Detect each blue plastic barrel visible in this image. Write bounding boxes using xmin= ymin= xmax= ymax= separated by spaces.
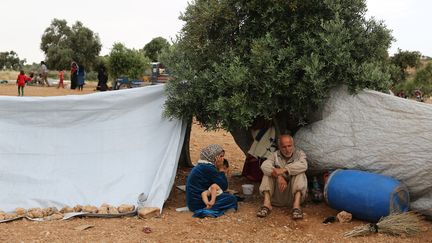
xmin=324 ymin=169 xmax=409 ymax=222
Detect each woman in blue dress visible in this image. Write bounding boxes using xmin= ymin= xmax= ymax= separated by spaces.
xmin=186 ymin=144 xmax=238 ymax=218
xmin=77 ymin=65 xmax=85 ymax=91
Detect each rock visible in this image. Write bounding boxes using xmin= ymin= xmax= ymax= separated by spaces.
xmin=27 ymin=208 xmax=44 ymax=218
xmin=50 ymin=213 xmax=64 ymax=220
xmin=337 ymin=211 xmax=352 ymax=223
xmin=97 ymin=207 xmax=108 ymax=214
xmin=108 ymin=206 xmax=119 ymax=214
xmin=138 ymin=207 xmax=160 ymax=219
xmin=43 ymin=207 xmax=58 ymax=216
xmin=60 ymin=206 xmax=74 ymax=213
xmin=73 ymin=204 xmax=83 ymax=212
xmin=118 ymin=204 xmax=135 ymax=213
xmin=82 ymin=205 xmax=98 ymax=213
xmin=4 ymin=213 xmax=18 ymax=220
xmin=15 ymin=208 xmax=26 ymax=216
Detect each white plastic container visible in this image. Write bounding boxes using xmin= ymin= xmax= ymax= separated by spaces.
xmin=242 ymin=184 xmax=254 ymax=195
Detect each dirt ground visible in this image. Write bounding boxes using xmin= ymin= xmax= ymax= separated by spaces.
xmin=0 ymin=83 xmax=431 ymax=242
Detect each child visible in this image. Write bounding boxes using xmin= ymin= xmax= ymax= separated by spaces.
xmin=201 ymin=159 xmax=230 ymax=209
xmin=57 ymin=70 xmax=64 ymax=89
xmin=16 ymin=70 xmax=31 ymax=96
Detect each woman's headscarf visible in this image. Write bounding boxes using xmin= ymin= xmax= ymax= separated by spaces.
xmin=199 ymin=144 xmax=224 ymax=163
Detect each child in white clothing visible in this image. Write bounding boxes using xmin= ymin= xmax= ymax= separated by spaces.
xmin=201 ymin=159 xmax=229 ymax=209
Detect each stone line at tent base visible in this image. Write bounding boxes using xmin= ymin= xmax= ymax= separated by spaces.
xmin=0 ymin=207 xmax=161 ymax=223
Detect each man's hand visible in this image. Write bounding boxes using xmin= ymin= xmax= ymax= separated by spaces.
xmin=271 ymin=167 xmax=287 ymax=178
xmin=277 ymin=176 xmax=288 ymax=192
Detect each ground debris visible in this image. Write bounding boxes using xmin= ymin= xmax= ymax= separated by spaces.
xmin=74 ymin=225 xmax=94 ymax=231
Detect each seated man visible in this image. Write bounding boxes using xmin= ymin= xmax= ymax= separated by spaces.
xmin=256 ymin=134 xmax=308 ymax=219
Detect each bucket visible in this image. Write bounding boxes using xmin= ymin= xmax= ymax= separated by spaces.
xmin=242 ymin=184 xmax=254 ymax=195
xmin=324 ymin=169 xmax=409 ymax=222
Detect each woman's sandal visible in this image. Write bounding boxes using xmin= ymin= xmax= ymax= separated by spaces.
xmin=256 ymin=205 xmax=271 ymax=218
xmin=292 ymin=208 xmax=304 ymax=220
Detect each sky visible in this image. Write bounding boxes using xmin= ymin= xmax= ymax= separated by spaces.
xmin=1 ymin=0 xmax=431 ymax=64
xmin=366 ymin=0 xmax=432 ymax=57
xmin=0 ymin=0 xmax=190 ymax=63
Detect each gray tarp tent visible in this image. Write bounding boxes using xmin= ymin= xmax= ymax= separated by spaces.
xmin=295 ymin=86 xmax=432 ymax=218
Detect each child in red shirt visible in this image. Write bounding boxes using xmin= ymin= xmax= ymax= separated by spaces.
xmin=57 ymin=70 xmax=64 ymax=89
xmin=16 ymin=70 xmax=32 ymax=96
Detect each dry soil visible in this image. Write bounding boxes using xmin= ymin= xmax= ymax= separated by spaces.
xmin=0 ymin=84 xmax=431 ymax=243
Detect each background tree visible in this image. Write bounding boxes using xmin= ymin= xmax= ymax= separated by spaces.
xmin=0 ymin=51 xmax=26 ymax=70
xmin=143 ymin=37 xmax=170 ymax=62
xmin=40 ymin=19 xmax=102 ymax=70
xmin=108 ymin=43 xmax=150 ymax=80
xmin=412 ymin=62 xmax=432 ymax=95
xmin=162 ymin=0 xmax=394 ymax=154
xmin=390 ymin=49 xmax=421 ymax=86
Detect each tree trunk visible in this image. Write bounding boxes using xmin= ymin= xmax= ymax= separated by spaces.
xmin=229 ymin=126 xmax=254 ymax=156
xmin=178 ymin=110 xmax=315 ymax=167
xmin=274 ymin=112 xmax=300 ymax=136
xmin=178 ymin=119 xmax=193 ymax=167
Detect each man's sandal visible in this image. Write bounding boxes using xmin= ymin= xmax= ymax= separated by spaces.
xmin=256 ymin=206 xmax=271 ymax=218
xmin=292 ymin=208 xmax=303 ymax=220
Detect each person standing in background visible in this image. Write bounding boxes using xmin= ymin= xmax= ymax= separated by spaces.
xmin=77 ymin=65 xmax=85 ymax=91
xmin=70 ymin=62 xmax=78 ymax=89
xmin=97 ymin=64 xmax=108 ymax=91
xmin=57 ymin=70 xmax=64 ymax=89
xmin=40 ymin=61 xmax=50 ymax=87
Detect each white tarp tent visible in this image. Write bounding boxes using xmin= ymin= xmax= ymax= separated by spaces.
xmin=295 ymin=86 xmax=432 ymax=217
xmin=0 ymin=85 xmax=186 ymax=212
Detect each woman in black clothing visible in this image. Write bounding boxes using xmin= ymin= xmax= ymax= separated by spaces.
xmin=97 ymin=64 xmax=108 ymax=91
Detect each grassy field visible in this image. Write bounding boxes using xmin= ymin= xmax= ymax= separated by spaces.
xmin=0 ymin=70 xmax=19 ymax=81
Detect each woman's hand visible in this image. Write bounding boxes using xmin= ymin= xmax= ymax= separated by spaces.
xmin=221 ymin=166 xmax=231 ymax=176
xmin=215 ymin=153 xmax=225 ymax=170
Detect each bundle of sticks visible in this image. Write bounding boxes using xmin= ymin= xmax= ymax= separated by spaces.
xmin=344 ymin=212 xmax=422 ymax=237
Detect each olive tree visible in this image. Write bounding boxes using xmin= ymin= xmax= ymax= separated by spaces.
xmin=0 ymin=51 xmax=26 ymax=70
xmin=413 ymin=62 xmax=432 ymax=95
xmin=390 ymin=49 xmax=422 ymax=86
xmin=142 ymin=37 xmax=170 ymax=62
xmin=162 ymin=0 xmax=394 ymax=155
xmin=108 ymin=43 xmax=150 ymax=80
xmin=41 ymin=19 xmax=101 ymax=70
